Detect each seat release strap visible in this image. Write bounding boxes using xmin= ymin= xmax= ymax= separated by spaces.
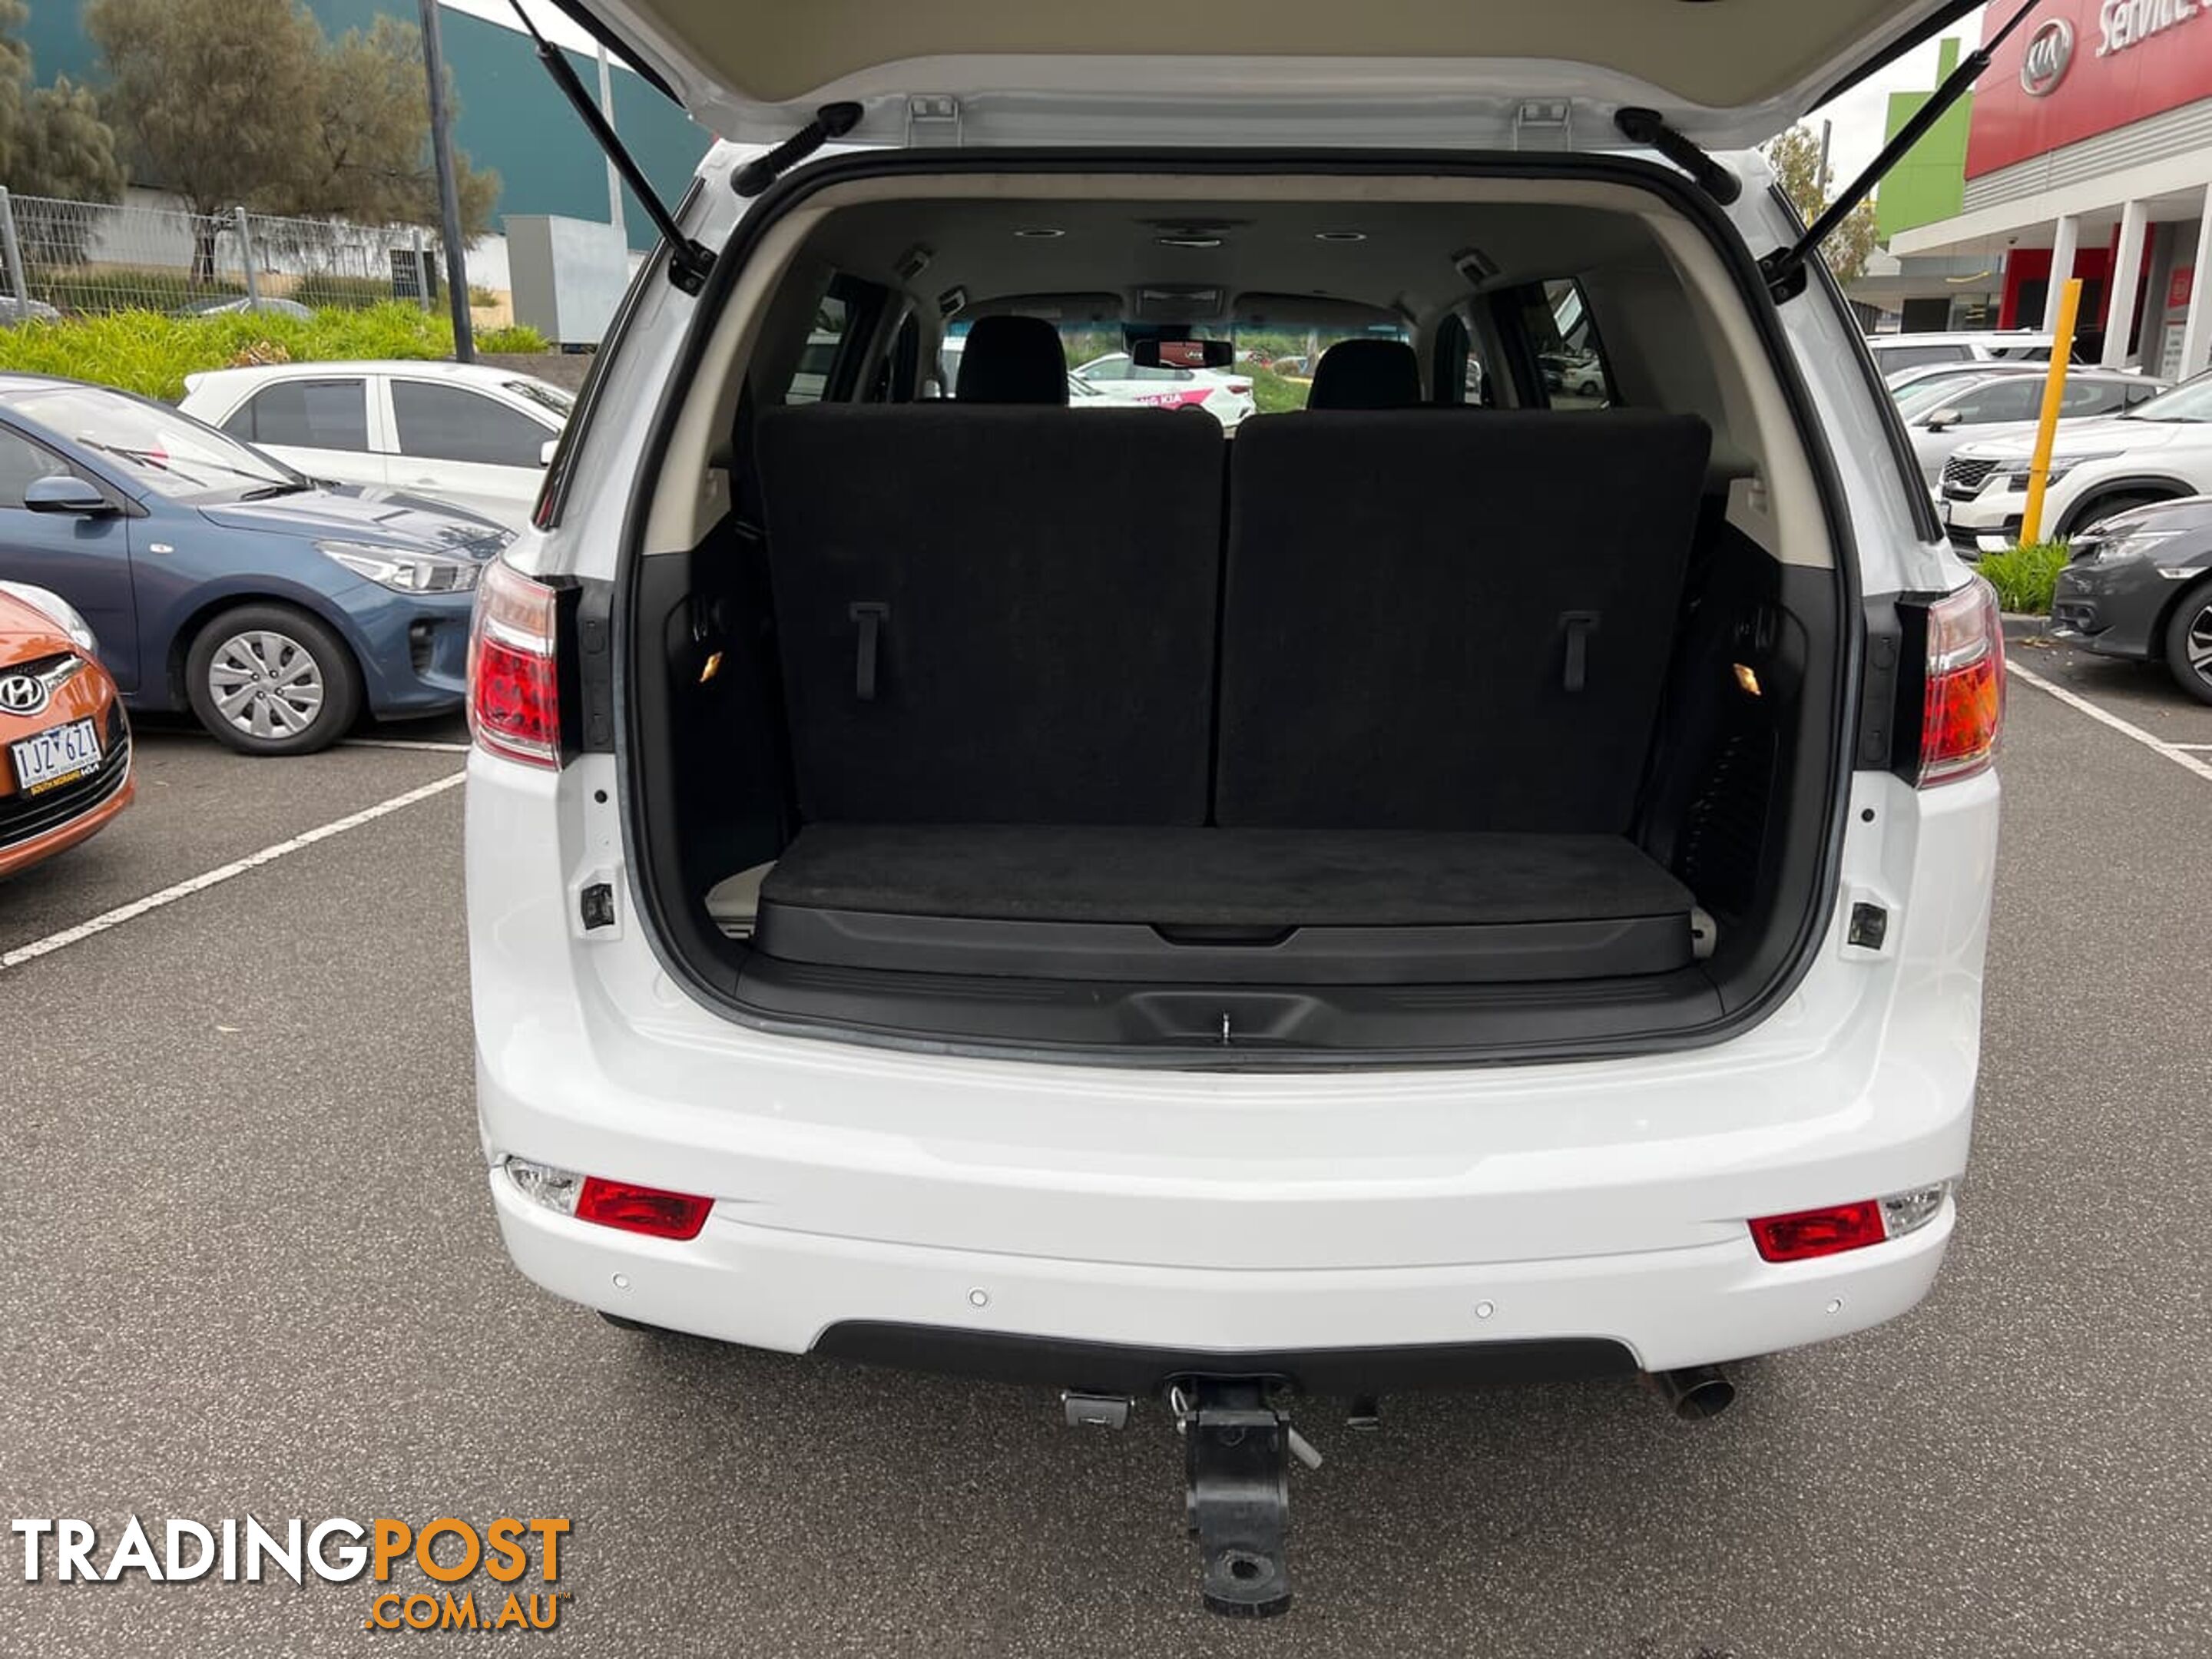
xmin=1561 ymin=611 xmax=1600 ymax=694
xmin=849 ymin=602 xmax=888 ymax=701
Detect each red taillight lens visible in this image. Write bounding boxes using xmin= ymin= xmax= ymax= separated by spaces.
xmin=468 ymin=559 xmax=561 ymax=768
xmin=575 ymin=1177 xmax=713 ymax=1241
xmin=1227 ymin=380 xmax=1251 ymax=395
xmin=1917 ymin=576 xmax=2004 ymax=786
xmin=1748 ymin=1200 xmax=1888 ymax=1263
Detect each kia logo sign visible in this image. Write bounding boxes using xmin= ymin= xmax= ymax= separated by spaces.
xmin=2022 ymin=18 xmax=2075 ymax=95
xmin=0 ymin=671 xmax=48 ymax=715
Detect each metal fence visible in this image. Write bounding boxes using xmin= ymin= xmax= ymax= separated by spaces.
xmin=0 ymin=189 xmax=449 ymax=320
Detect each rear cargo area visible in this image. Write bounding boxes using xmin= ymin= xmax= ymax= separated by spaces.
xmin=621 ymin=164 xmax=1849 ymax=1059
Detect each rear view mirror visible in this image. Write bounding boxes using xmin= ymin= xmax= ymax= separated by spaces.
xmin=1132 ymin=337 xmax=1232 ymax=370
xmin=539 ymin=438 xmax=558 ymax=468
xmin=23 ymin=474 xmax=114 ymax=516
xmin=1924 ymin=408 xmax=1962 ymax=432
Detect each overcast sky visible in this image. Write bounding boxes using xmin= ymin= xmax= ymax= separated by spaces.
xmin=455 ymin=0 xmax=1992 ymax=192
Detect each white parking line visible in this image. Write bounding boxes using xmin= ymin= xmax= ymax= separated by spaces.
xmin=0 ymin=770 xmax=465 ymax=972
xmin=2009 ymin=662 xmax=2212 ymax=784
xmin=342 ymin=738 xmax=472 ymax=753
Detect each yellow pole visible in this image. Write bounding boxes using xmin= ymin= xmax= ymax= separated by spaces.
xmin=2019 ymin=277 xmax=2083 ymax=547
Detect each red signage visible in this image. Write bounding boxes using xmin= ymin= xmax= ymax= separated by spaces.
xmin=2171 ymin=266 xmax=2196 ymax=311
xmin=1965 ymin=0 xmax=2212 ymax=177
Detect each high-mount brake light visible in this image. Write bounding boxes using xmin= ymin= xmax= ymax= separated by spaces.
xmin=468 ymin=560 xmax=562 ymax=768
xmin=1916 ymin=577 xmax=2005 ymax=787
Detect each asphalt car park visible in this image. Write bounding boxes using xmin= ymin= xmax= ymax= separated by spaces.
xmin=1 ymin=672 xmax=2207 ymax=1656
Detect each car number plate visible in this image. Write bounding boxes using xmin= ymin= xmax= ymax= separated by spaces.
xmin=10 ymin=716 xmax=101 ymax=794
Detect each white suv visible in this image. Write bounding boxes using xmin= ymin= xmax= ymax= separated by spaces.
xmin=465 ymin=0 xmax=2004 ymax=1615
xmin=1938 ymin=371 xmax=2212 ymax=555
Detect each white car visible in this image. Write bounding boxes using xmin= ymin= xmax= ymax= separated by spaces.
xmin=1938 ymin=371 xmax=2212 ymax=554
xmin=1901 ymin=366 xmax=2167 ymax=489
xmin=177 ymin=359 xmax=573 ymax=531
xmin=465 ymin=0 xmax=2002 ymax=1613
xmin=1072 ymin=353 xmax=1257 ymax=428
xmin=1868 ymin=329 xmax=2065 ymax=379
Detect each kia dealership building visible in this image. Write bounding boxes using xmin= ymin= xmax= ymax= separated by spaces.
xmin=1889 ymin=0 xmax=2212 ymax=379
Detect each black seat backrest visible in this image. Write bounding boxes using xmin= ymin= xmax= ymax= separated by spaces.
xmin=1306 ymin=339 xmax=1423 ymax=409
xmin=754 ymin=404 xmax=1223 ymax=825
xmin=955 ymin=315 xmax=1068 ymax=405
xmin=1216 ymin=409 xmax=1714 ymax=833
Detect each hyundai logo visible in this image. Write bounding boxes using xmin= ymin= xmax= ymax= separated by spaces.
xmin=2021 ymin=18 xmax=2075 ymax=96
xmin=0 ymin=671 xmax=48 ymax=715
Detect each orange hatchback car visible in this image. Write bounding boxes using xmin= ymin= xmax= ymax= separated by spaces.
xmin=0 ymin=581 xmax=131 ymax=877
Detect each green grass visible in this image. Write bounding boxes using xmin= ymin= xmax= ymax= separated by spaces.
xmin=290 ymin=273 xmax=408 ymax=311
xmin=0 ymin=304 xmax=501 ymax=402
xmin=1980 ymin=541 xmax=2071 ymax=615
xmin=28 ymin=267 xmax=247 ymax=315
xmin=1248 ymin=366 xmax=1310 ymax=415
xmin=475 ymin=323 xmax=549 ymax=354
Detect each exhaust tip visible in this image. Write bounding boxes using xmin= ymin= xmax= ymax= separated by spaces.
xmin=1648 ymin=1365 xmax=1736 ymax=1421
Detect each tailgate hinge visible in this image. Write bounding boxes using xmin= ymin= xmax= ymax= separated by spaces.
xmin=1512 ymin=100 xmax=1574 ymax=152
xmin=905 ymin=95 xmax=964 ymax=147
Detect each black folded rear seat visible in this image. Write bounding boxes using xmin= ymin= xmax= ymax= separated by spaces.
xmin=748 ymin=405 xmax=1713 ymax=989
xmin=755 ymin=824 xmax=1696 ymax=984
xmin=754 ymin=403 xmax=1222 ymax=824
xmin=1217 ymin=409 xmax=1713 ymax=833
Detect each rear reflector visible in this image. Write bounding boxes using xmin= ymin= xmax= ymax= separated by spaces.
xmin=575 ymin=1177 xmax=714 ymax=1241
xmin=505 ymin=1157 xmax=713 ymax=1241
xmin=1916 ymin=577 xmax=2004 ymax=787
xmin=1750 ymin=1181 xmax=1952 ymax=1263
xmin=468 ymin=559 xmax=562 ymax=769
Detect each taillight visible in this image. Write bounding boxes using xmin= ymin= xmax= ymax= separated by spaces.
xmin=1227 ymin=380 xmax=1251 ymax=395
xmin=1748 ymin=1182 xmax=1952 ymax=1263
xmin=575 ymin=1177 xmax=713 ymax=1241
xmin=505 ymin=1157 xmax=714 ymax=1241
xmin=468 ymin=559 xmax=562 ymax=768
xmin=1916 ymin=577 xmax=2004 ymax=786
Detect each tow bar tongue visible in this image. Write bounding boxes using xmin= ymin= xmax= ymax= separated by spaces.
xmin=1174 ymin=1379 xmax=1316 ymax=1618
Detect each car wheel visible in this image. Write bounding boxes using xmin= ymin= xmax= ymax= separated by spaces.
xmin=2161 ymin=582 xmax=2212 ymax=707
xmin=184 ymin=604 xmax=363 ymax=756
xmin=2059 ymin=489 xmax=2175 ymax=539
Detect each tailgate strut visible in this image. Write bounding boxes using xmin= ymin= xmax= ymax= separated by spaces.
xmin=1757 ymin=0 xmax=2042 ymax=303
xmin=505 ymin=0 xmax=716 ymax=293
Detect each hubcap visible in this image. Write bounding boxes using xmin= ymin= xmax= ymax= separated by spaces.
xmin=208 ymin=629 xmax=324 ymax=740
xmin=2187 ymin=604 xmax=2212 ymax=688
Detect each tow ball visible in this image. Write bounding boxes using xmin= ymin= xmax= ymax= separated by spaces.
xmin=1171 ymin=1379 xmax=1322 ymax=1618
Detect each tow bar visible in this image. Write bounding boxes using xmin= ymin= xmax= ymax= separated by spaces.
xmin=1171 ymin=1380 xmax=1320 ymax=1617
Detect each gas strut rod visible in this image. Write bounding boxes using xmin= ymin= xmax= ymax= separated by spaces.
xmin=504 ymin=0 xmax=716 ymax=293
xmin=1760 ymin=0 xmax=2044 ymax=303
xmin=733 ymin=103 xmax=865 ymax=198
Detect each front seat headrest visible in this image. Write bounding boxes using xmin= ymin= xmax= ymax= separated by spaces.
xmin=955 ymin=316 xmax=1069 ymax=405
xmin=1306 ymin=339 xmax=1423 ymax=410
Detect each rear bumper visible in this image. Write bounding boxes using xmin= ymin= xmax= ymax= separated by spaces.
xmin=488 ymin=1162 xmax=1955 ymax=1381
xmin=470 ymin=759 xmax=1995 ymax=1385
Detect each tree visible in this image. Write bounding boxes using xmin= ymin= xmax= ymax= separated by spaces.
xmin=286 ymin=18 xmax=497 ymax=240
xmin=1763 ymin=124 xmax=1881 ymax=286
xmin=89 ymin=0 xmax=498 ymax=283
xmin=87 ymin=0 xmax=323 ymax=278
xmin=14 ymin=79 xmax=127 ymax=264
xmin=0 ymin=3 xmax=125 ymax=267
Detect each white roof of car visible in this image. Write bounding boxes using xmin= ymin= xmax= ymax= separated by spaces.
xmin=183 ymin=359 xmax=569 ymax=401
xmin=566 ymin=0 xmax=1959 ymax=149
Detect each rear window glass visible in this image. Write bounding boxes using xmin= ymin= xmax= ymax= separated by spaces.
xmin=1519 ymin=280 xmax=1614 ymax=409
xmin=1875 ymin=343 xmax=1973 ymax=371
xmin=223 ymin=379 xmax=370 ymax=452
xmin=940 ymin=319 xmax=1413 ymax=412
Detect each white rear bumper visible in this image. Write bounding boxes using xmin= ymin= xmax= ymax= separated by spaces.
xmin=469 ymin=757 xmax=1996 ymax=1380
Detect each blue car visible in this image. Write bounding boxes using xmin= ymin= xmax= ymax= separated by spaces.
xmin=0 ymin=373 xmax=510 ymax=755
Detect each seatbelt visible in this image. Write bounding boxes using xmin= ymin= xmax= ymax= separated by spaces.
xmin=1560 ymin=611 xmax=1600 ymax=694
xmin=849 ymin=602 xmax=889 ymax=701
